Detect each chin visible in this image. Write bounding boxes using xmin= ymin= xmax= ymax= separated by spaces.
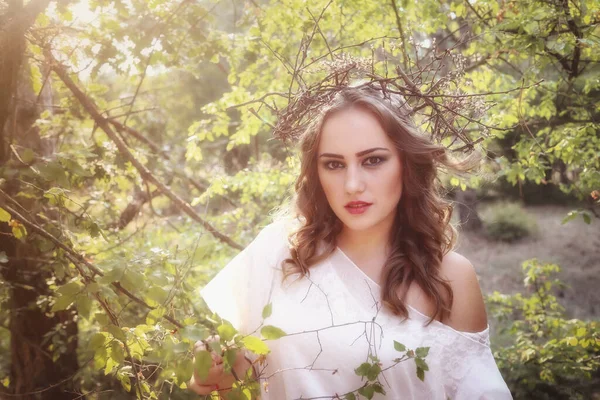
xmin=338 ymin=216 xmax=380 ymax=232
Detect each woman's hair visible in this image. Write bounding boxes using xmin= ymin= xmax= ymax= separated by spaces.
xmin=281 ymin=85 xmax=472 ymax=323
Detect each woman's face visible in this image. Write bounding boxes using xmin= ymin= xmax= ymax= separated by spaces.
xmin=317 ymin=106 xmax=403 ymax=235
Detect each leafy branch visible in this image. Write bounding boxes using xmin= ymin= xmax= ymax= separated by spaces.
xmin=42 ymin=47 xmax=243 ymax=251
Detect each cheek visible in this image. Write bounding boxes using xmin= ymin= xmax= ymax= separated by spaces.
xmin=317 ymin=170 xmax=334 ymax=197
xmin=318 ymin=170 xmax=343 ymax=204
xmin=381 ymin=161 xmax=403 ymax=197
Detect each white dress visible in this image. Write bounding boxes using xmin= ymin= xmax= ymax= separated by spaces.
xmin=201 ymin=219 xmax=513 ymax=400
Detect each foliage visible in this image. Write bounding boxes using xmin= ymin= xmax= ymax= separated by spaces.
xmin=482 ymin=202 xmax=538 ymax=242
xmin=345 ymin=343 xmax=430 ymax=399
xmin=461 ymin=0 xmax=600 ymax=214
xmin=488 ymin=259 xmax=600 ymax=400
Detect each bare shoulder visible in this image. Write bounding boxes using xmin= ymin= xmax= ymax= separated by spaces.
xmin=439 ymin=251 xmax=488 ymax=333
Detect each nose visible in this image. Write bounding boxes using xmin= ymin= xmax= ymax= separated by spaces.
xmin=344 ymin=165 xmax=366 ymax=194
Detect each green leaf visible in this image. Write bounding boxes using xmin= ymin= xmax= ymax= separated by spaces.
xmin=0 ymin=207 xmax=11 ymax=222
xmin=85 ymin=282 xmax=100 ymax=293
xmin=561 ymin=211 xmax=578 ymax=225
xmin=208 ymin=340 xmax=221 ymax=355
xmin=111 ymin=341 xmax=125 ymax=363
xmin=57 ymin=281 xmax=83 ymax=297
xmin=225 ymin=348 xmax=238 ymax=368
xmin=566 ymin=337 xmax=578 ymax=346
xmin=95 ymin=312 xmax=110 ymax=327
xmin=354 ymin=362 xmax=371 ymax=377
xmin=12 ymin=225 xmax=27 ymax=240
xmin=415 ymin=357 xmax=429 ymax=371
xmin=146 ymin=286 xmax=168 ymax=305
xmin=241 ymin=335 xmax=270 ymax=355
xmin=120 ymin=269 xmax=143 ymax=292
xmin=104 ymin=356 xmax=116 ymax=375
xmin=358 ymin=385 xmax=375 ymax=399
xmin=51 ymin=294 xmax=75 ymax=312
xmin=345 ymin=393 xmax=356 ymax=400
xmin=417 ymin=366 xmax=425 ymax=381
xmin=107 ymin=324 xmax=127 ymax=342
xmin=146 ymin=307 xmax=165 ymax=325
xmin=194 ymin=349 xmax=213 ymax=381
xmin=262 ymin=303 xmax=273 ymax=319
xmin=366 ymin=363 xmax=381 ymax=381
xmin=372 ymin=383 xmax=385 ymax=394
xmin=76 ymin=295 xmax=93 ymax=320
xmin=261 ymin=325 xmax=287 ymax=340
xmin=88 ymin=332 xmax=107 ymax=351
xmin=118 ymin=373 xmax=131 ymax=392
xmin=582 ymin=213 xmax=591 ymax=224
xmin=175 ymin=358 xmax=194 ymax=385
xmin=94 ymin=345 xmax=108 ymax=370
xmin=415 ymin=346 xmax=430 ymax=358
xmin=393 ymin=340 xmax=406 ymax=352
xmin=217 ymin=321 xmax=237 ymax=342
xmin=180 ymin=325 xmax=210 ymax=342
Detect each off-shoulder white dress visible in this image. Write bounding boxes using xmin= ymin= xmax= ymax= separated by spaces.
xmin=201 ymin=219 xmax=513 ymax=400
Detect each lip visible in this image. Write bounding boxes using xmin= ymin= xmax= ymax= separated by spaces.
xmin=344 ymin=201 xmax=372 ymax=215
xmin=345 ymin=201 xmax=372 ymax=207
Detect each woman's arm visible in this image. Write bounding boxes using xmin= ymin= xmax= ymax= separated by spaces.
xmin=439 ymin=251 xmax=488 ymax=332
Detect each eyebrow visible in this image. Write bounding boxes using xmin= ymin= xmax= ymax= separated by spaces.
xmin=319 ymin=147 xmax=391 ymax=159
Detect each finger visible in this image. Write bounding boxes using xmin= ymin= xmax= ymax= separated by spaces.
xmin=211 ymin=352 xmax=223 ymax=364
xmin=193 ymin=345 xmax=223 ymax=365
xmin=195 ymin=335 xmax=222 ymax=354
xmin=188 ymin=376 xmax=217 ymax=395
xmin=193 ymin=340 xmax=206 ymax=352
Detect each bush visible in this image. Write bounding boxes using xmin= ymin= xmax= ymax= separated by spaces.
xmin=482 ymin=202 xmax=538 ymax=242
xmin=487 ymin=259 xmax=600 ymax=400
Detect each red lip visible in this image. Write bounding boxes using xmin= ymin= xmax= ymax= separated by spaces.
xmin=345 ymin=201 xmax=372 ymax=207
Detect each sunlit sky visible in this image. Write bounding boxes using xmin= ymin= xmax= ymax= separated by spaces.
xmin=47 ymin=0 xmax=98 ymax=25
xmin=45 ymin=0 xmax=165 ymax=80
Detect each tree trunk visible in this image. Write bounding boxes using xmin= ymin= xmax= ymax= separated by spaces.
xmin=0 ymin=2 xmax=80 ymax=398
xmin=1 ymin=237 xmax=80 ymax=399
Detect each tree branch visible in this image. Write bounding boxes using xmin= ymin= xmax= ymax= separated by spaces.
xmin=108 ymin=118 xmax=239 ymax=208
xmin=559 ymin=0 xmax=583 ymax=79
xmin=390 ymin=0 xmax=409 ymax=66
xmin=44 ymin=49 xmax=243 ymax=251
xmin=0 ymin=194 xmax=185 ymax=329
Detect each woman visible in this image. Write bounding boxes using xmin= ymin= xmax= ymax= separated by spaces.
xmin=190 ymin=87 xmax=512 ymax=399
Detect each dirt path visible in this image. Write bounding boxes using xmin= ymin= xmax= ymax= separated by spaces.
xmin=455 ymin=205 xmax=600 ymax=320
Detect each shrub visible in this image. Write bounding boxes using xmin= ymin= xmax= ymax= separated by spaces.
xmin=482 ymin=202 xmax=538 ymax=242
xmin=487 ymin=259 xmax=600 ymax=400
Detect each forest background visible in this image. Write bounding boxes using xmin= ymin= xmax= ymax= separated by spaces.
xmin=0 ymin=0 xmax=599 ymax=399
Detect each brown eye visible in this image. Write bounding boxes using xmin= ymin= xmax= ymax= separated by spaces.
xmin=324 ymin=161 xmax=344 ymax=170
xmin=364 ymin=156 xmax=385 ymax=166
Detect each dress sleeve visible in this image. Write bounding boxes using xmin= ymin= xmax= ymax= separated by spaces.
xmin=200 ymin=219 xmax=290 ymax=335
xmin=444 ymin=329 xmax=513 ymax=400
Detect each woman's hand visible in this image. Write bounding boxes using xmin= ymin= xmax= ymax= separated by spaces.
xmin=188 ymin=335 xmax=257 ymax=396
xmin=188 ymin=336 xmax=226 ymax=395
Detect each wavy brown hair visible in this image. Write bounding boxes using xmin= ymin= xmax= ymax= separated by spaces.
xmin=281 ymin=86 xmax=473 ymax=323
